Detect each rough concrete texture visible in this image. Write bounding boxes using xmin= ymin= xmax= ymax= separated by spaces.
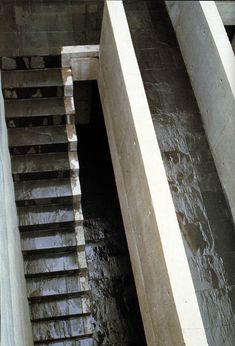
xmin=0 ymin=74 xmax=34 ymax=345
xmin=124 ymin=0 xmax=235 ymax=344
xmin=98 ymin=2 xmax=207 ymax=345
xmin=0 ymin=0 xmax=104 ymax=56
xmin=165 ymin=1 xmax=235 ymax=223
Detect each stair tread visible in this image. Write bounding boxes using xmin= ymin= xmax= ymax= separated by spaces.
xmin=30 ymin=296 xmax=90 ymax=320
xmin=5 ymin=97 xmax=74 ymax=118
xmin=18 ymin=204 xmax=83 ymax=228
xmin=2 ymin=68 xmax=65 ymax=89
xmin=35 ymin=338 xmax=93 ymax=346
xmin=32 ymin=316 xmax=93 ymax=342
xmin=21 ymin=228 xmax=85 ymax=254
xmin=24 ymin=251 xmax=87 ymax=276
xmin=27 ymin=273 xmax=89 ymax=299
xmin=12 ymin=152 xmax=74 ymax=175
xmin=15 ymin=178 xmax=74 ymax=202
xmin=8 ymin=125 xmax=73 ymax=147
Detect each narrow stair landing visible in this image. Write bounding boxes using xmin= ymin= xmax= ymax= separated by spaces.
xmin=2 ymin=55 xmax=93 ymax=345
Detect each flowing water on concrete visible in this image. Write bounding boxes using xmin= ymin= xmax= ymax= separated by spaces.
xmin=124 ymin=1 xmax=235 ymax=344
xmin=76 ymin=82 xmax=147 ymax=346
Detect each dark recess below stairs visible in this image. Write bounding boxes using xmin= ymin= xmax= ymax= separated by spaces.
xmin=76 ymin=81 xmax=147 ymax=346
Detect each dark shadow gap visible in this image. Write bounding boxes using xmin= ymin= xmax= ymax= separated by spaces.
xmin=75 ymin=81 xmax=147 ymax=346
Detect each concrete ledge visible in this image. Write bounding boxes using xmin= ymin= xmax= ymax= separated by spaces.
xmin=62 ymin=46 xmax=99 ymax=81
xmin=165 ymin=0 xmax=235 ymax=223
xmin=97 ymin=2 xmax=208 ymax=345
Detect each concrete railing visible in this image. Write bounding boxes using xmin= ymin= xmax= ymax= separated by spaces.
xmin=0 ymin=73 xmax=33 ymax=346
xmin=165 ymin=1 xmax=235 ymax=223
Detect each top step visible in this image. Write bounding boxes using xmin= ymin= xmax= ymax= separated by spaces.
xmin=1 ymin=56 xmax=61 ymax=71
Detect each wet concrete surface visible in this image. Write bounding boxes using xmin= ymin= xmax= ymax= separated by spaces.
xmin=77 ymin=82 xmax=147 ymax=346
xmin=124 ymin=1 xmax=235 ymax=345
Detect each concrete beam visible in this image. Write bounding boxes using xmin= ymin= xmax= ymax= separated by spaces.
xmin=61 ymin=46 xmax=99 ymax=125
xmin=215 ymin=1 xmax=235 ymax=25
xmin=165 ymin=0 xmax=235 ymax=223
xmin=62 ymin=45 xmax=99 ymax=80
xmin=97 ymin=2 xmax=208 ymax=345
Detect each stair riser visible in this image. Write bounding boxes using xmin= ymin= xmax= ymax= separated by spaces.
xmin=10 ymin=143 xmax=75 ymax=155
xmin=33 ymin=337 xmax=93 ymax=346
xmin=1 ymin=56 xmax=61 ymax=71
xmin=16 ymin=196 xmax=77 ymax=208
xmin=19 ymin=221 xmax=79 ymax=233
xmin=7 ymin=115 xmax=75 ymax=128
xmin=13 ymin=170 xmax=72 ymax=183
xmin=3 ymin=86 xmax=65 ymax=100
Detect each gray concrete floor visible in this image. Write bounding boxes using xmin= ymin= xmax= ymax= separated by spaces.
xmin=0 ymin=1 xmax=103 ymax=56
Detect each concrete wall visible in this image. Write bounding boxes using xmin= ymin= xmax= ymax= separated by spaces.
xmin=165 ymin=1 xmax=235 ymax=223
xmin=97 ymin=2 xmax=208 ymax=345
xmin=0 ymin=73 xmax=33 ymax=345
xmin=0 ymin=1 xmax=103 ymax=56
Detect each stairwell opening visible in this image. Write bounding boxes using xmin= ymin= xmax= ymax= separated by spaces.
xmin=74 ymin=80 xmax=147 ymax=345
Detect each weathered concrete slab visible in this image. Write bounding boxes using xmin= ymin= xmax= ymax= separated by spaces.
xmin=165 ymin=0 xmax=235 ymax=223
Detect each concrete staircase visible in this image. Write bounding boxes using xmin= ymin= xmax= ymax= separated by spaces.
xmin=1 ymin=56 xmax=93 ymax=345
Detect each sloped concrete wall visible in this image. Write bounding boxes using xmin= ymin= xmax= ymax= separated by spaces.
xmin=0 ymin=73 xmax=33 ymax=346
xmin=165 ymin=1 xmax=235 ymax=223
xmin=97 ymin=2 xmax=208 ymax=345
